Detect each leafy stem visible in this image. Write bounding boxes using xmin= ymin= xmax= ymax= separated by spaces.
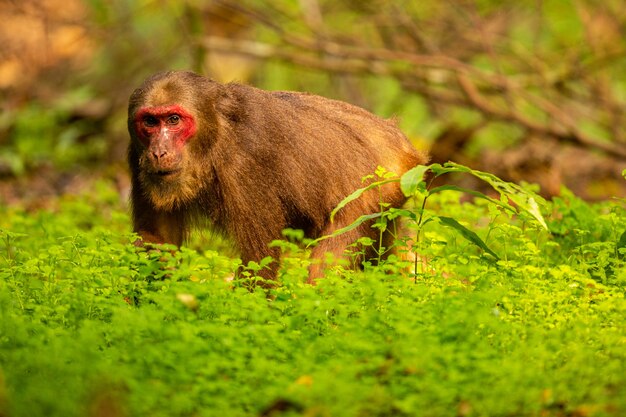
xmin=317 ymin=162 xmax=550 ymax=271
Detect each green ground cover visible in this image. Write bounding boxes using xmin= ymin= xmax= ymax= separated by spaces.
xmin=0 ymin=176 xmax=624 ymax=417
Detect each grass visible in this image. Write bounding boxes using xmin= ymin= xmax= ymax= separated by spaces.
xmin=0 ymin=177 xmax=624 ymax=417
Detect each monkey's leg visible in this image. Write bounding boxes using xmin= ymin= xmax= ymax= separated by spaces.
xmin=308 ymin=216 xmax=409 ymax=282
xmin=134 ymin=210 xmax=185 ymax=247
xmin=229 ymin=215 xmax=284 ymax=286
xmin=237 ymin=244 xmax=281 ymax=288
xmin=308 ymin=223 xmax=372 ymax=283
xmin=130 ymin=180 xmax=186 ymax=246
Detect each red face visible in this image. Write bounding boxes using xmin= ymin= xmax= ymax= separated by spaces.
xmin=133 ymin=105 xmax=197 ymax=175
xmin=134 ymin=105 xmax=196 ymax=147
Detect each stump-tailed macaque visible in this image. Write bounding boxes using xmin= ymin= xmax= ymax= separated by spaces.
xmin=128 ymin=70 xmax=427 ymax=283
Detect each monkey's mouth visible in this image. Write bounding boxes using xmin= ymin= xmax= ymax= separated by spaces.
xmin=153 ymin=169 xmax=181 ymax=177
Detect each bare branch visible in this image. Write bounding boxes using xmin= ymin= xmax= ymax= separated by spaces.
xmin=201 ymin=34 xmax=626 ymax=159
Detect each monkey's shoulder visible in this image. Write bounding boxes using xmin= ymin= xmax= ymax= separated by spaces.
xmin=226 ymin=83 xmax=407 ymax=143
xmin=260 ymin=88 xmax=391 ymax=124
xmin=231 ymin=84 xmax=362 ymax=112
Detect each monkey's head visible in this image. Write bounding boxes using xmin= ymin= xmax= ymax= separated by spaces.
xmin=128 ymin=71 xmax=225 ymax=210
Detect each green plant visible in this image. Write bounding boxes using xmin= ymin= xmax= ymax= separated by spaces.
xmin=318 ymin=162 xmax=550 ymax=277
xmin=0 ymin=178 xmax=624 ymax=417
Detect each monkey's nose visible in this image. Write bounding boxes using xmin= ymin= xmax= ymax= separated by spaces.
xmin=152 ymin=150 xmax=168 ymax=160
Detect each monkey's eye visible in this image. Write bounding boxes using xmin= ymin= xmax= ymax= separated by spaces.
xmin=143 ymin=116 xmax=158 ymax=127
xmin=167 ymin=114 xmax=181 ymax=125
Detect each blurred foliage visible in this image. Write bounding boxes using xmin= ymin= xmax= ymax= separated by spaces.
xmin=1 ymin=89 xmax=108 ymax=175
xmin=0 ymin=0 xmax=625 ymax=199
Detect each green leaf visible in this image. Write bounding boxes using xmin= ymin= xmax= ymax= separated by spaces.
xmin=330 ymin=188 xmax=368 ymax=222
xmin=400 ymin=165 xmax=429 ymax=197
xmin=428 ymin=184 xmax=516 ymax=212
xmin=385 ymin=208 xmax=417 ymax=221
xmin=429 ymin=163 xmax=464 ymax=177
xmin=310 ymin=213 xmax=382 ymax=246
xmin=330 ymin=179 xmax=398 ymax=222
xmin=439 ymin=162 xmax=549 ymax=230
xmin=525 ymin=196 xmax=548 ymax=230
xmin=437 ymin=216 xmax=500 ymax=260
xmin=375 ymin=165 xmax=396 ymax=178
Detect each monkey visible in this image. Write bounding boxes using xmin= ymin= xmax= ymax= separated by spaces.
xmin=127 ymin=70 xmax=427 ymax=284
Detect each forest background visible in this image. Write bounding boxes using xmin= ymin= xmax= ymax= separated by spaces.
xmin=1 ymin=0 xmax=625 ymax=203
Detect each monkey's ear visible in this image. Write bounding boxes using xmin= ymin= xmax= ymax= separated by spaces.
xmin=216 ymin=87 xmax=245 ymax=123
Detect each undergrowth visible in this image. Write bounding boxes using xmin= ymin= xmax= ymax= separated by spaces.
xmin=0 ymin=173 xmax=624 ymax=417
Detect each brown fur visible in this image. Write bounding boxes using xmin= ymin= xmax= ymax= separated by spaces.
xmin=128 ymin=70 xmax=427 ymax=283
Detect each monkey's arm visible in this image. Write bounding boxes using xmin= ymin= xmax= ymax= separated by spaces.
xmin=130 ymin=184 xmax=185 ymax=246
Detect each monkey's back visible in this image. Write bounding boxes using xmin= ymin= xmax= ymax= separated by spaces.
xmin=279 ymin=90 xmax=423 ymax=172
xmin=230 ymin=84 xmax=424 ymax=175
xmin=221 ymin=83 xmax=426 ymax=233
